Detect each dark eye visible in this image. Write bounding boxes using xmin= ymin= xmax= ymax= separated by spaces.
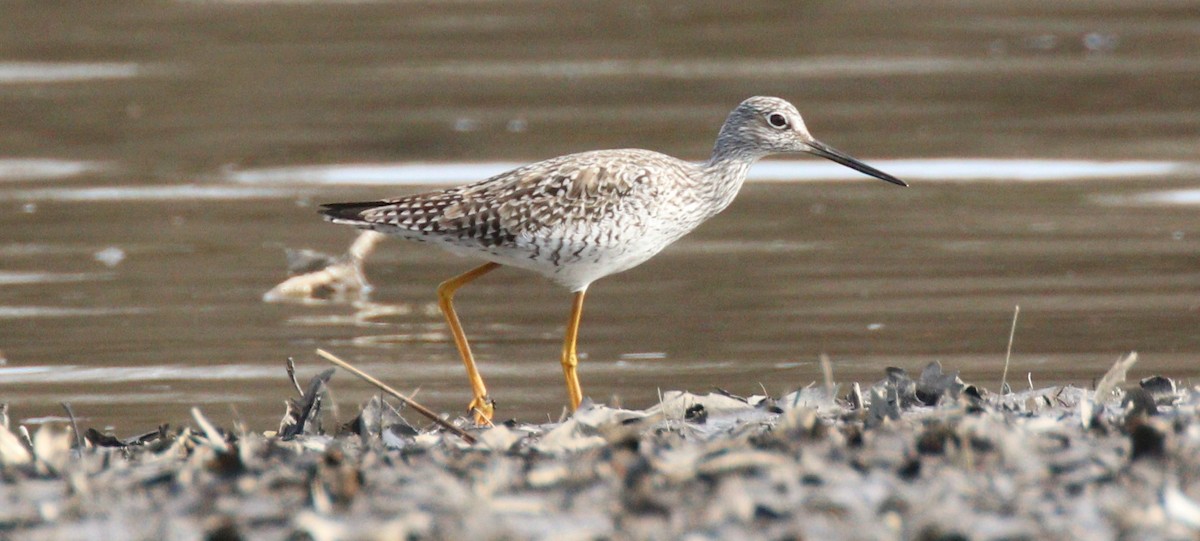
xmin=767 ymin=113 xmax=789 ymax=129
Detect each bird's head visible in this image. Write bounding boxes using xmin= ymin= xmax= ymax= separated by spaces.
xmin=715 ymin=96 xmax=907 ymax=187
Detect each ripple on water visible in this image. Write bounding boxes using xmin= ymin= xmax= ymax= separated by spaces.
xmin=1094 ymin=188 xmax=1200 ymax=206
xmin=0 ymin=364 xmax=280 ymax=384
xmin=0 ymin=306 xmax=149 ymax=319
xmin=0 ymin=62 xmax=145 ymax=84
xmin=0 ymin=271 xmax=115 ymax=285
xmin=378 ymin=57 xmax=1200 ymax=81
xmin=750 ymin=159 xmax=1189 ymax=182
xmin=0 ymin=159 xmax=109 ymax=181
xmin=222 ymin=159 xmax=1194 ymax=187
xmin=0 ymin=185 xmax=296 ymax=202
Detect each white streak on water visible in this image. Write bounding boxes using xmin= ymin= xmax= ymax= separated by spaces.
xmin=751 ymin=159 xmax=1186 ymax=182
xmin=224 ymin=159 xmax=1192 ymax=187
xmin=0 ymin=159 xmax=109 ymax=181
xmin=381 ymin=57 xmax=1200 ymax=81
xmin=0 ymin=185 xmax=294 ymax=202
xmin=0 ymin=271 xmax=114 ymax=285
xmin=618 ymin=352 xmax=669 ymax=360
xmin=1 ymin=161 xmax=1189 ymax=204
xmin=0 ymin=62 xmax=144 ymax=84
xmin=226 ymin=162 xmax=521 ymax=186
xmin=0 ymin=306 xmax=149 ymax=319
xmin=1095 ymin=189 xmax=1200 ymax=206
xmin=0 ymin=364 xmax=280 ymax=384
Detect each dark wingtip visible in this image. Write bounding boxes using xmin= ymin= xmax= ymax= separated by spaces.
xmin=319 ymin=201 xmax=385 ymax=222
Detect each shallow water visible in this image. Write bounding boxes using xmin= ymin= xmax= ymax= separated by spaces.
xmin=1 ymin=1 xmax=1198 ymax=430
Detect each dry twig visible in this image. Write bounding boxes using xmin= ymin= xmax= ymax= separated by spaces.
xmin=315 ymin=349 xmax=476 ymax=444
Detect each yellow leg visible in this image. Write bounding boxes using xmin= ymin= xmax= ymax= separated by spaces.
xmin=436 ymin=262 xmax=501 ymax=425
xmin=560 ymin=289 xmax=587 ymax=410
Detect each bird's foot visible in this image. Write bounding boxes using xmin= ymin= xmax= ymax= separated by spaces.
xmin=467 ymin=396 xmax=495 ymax=426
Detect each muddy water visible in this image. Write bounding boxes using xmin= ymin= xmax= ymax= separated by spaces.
xmin=1 ymin=2 xmax=1198 ymax=430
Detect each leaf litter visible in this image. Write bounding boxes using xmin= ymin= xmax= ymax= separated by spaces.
xmin=2 ymin=353 xmax=1199 ymax=540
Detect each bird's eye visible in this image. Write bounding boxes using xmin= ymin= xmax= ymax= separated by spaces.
xmin=767 ymin=113 xmax=789 ymax=129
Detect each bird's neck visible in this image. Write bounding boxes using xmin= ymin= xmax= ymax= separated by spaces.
xmin=699 ymin=145 xmax=761 ymax=216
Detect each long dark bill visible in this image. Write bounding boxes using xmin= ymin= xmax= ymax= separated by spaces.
xmin=806 ymin=140 xmax=908 ymax=187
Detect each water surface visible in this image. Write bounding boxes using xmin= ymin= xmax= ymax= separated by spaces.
xmin=1 ymin=1 xmax=1198 ymax=430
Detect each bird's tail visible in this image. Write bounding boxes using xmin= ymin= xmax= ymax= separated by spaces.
xmin=319 ymin=201 xmax=385 ymax=226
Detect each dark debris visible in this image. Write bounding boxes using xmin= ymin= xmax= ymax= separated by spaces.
xmin=2 ymin=368 xmax=1199 ymax=540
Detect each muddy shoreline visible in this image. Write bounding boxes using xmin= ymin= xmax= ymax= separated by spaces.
xmin=3 ymin=357 xmax=1198 ymax=540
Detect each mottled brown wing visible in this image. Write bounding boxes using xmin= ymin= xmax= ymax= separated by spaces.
xmin=321 ymin=150 xmax=671 ymax=247
xmin=320 ymin=189 xmax=470 ymax=237
xmin=447 ymin=152 xmax=662 ymax=243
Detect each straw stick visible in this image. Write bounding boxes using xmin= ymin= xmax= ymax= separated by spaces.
xmin=314 ymin=348 xmax=476 ymax=444
xmin=1000 ymin=305 xmax=1020 ymax=394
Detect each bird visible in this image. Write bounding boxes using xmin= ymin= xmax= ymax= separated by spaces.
xmin=321 ymin=96 xmax=907 ymax=424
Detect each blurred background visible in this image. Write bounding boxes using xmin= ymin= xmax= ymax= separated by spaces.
xmin=1 ymin=1 xmax=1197 ymax=430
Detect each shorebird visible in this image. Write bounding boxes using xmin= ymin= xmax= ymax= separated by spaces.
xmin=322 ymin=96 xmax=906 ymax=424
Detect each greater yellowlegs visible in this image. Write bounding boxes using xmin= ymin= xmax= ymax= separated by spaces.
xmin=322 ymin=96 xmax=906 ymax=424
